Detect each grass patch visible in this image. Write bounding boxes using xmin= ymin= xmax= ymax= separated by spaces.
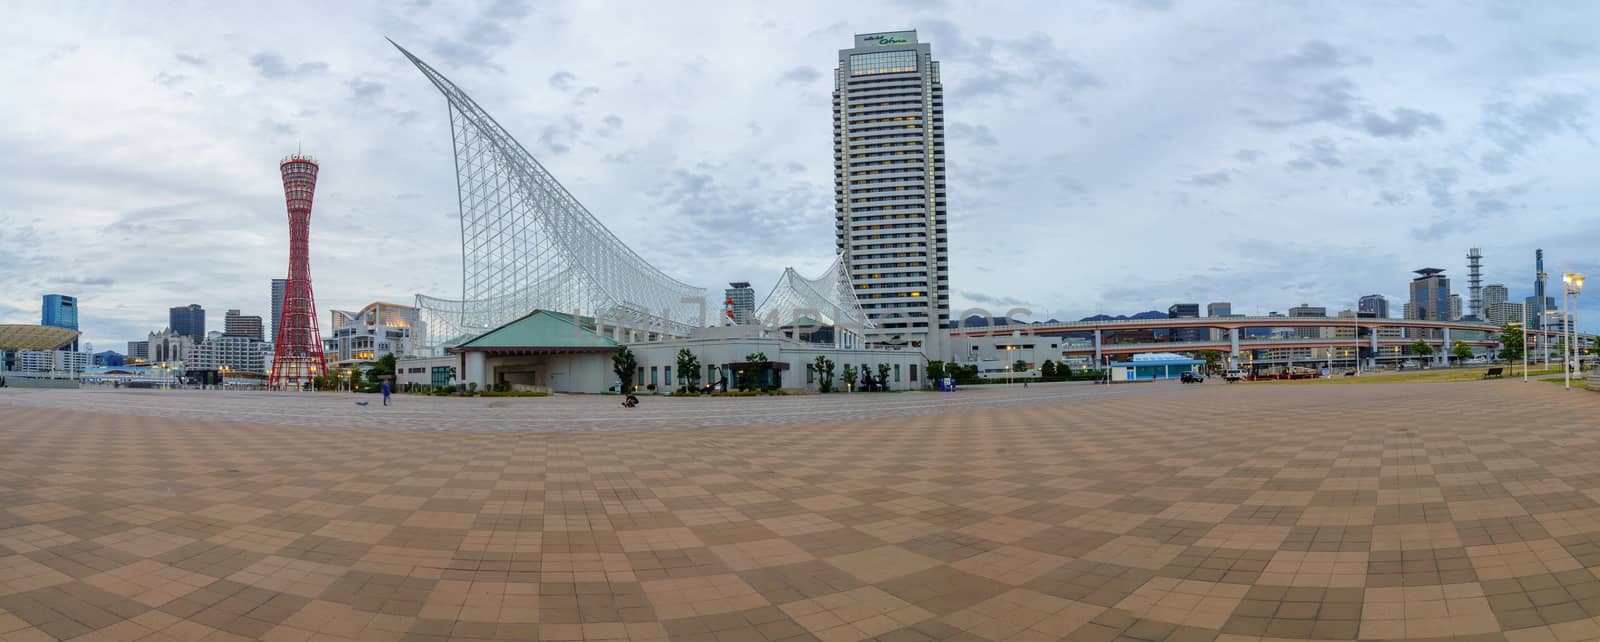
xmin=1259 ymin=365 xmax=1565 ymax=384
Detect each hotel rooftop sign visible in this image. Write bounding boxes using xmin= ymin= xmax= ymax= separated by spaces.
xmin=858 ymin=31 xmax=916 ymax=47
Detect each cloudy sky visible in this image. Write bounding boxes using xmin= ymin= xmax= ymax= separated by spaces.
xmin=2 ymin=0 xmax=1597 ymax=349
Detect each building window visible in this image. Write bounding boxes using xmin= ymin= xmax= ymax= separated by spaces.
xmin=910 ymin=364 xmax=918 ymax=381
xmin=849 ymin=50 xmax=917 ymax=76
xmin=636 ymin=367 xmax=643 ymax=386
xmin=664 ymin=366 xmax=672 ymax=386
xmin=894 ymin=364 xmax=901 ymax=382
xmin=650 ymin=366 xmax=658 ymax=387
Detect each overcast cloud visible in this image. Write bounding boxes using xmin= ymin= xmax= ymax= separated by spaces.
xmin=2 ymin=1 xmax=1598 ymax=348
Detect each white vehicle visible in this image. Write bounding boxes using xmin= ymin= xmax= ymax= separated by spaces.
xmin=1223 ymin=369 xmax=1245 ymax=382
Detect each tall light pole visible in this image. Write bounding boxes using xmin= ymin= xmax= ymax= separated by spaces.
xmin=1563 ymin=273 xmax=1584 ymax=389
xmin=1522 ymin=304 xmax=1530 ymax=382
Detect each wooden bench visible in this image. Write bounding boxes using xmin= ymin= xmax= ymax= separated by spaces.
xmin=1482 ymin=367 xmax=1505 ymax=379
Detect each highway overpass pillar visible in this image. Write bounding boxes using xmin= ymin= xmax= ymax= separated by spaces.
xmin=1228 ymin=328 xmax=1240 ymax=367
xmin=1093 ymin=329 xmax=1102 ymax=366
xmin=1370 ymin=328 xmax=1379 ymax=368
xmin=1442 ymin=327 xmax=1451 ymax=366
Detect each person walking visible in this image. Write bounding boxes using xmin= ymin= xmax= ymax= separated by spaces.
xmin=381 ymin=381 xmax=391 ymax=406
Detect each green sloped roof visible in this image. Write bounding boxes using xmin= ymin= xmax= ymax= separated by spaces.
xmin=457 ymin=310 xmax=617 ymax=349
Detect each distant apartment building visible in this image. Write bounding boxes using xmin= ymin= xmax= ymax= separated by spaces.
xmin=92 ymin=351 xmax=124 ymax=367
xmin=1487 ymin=301 xmax=1524 ymax=328
xmin=1167 ymin=303 xmax=1200 ymax=318
xmin=126 ymin=340 xmax=149 ymax=362
xmin=1358 ymin=294 xmax=1389 ymax=318
xmin=16 ymin=349 xmax=88 ymax=373
xmin=223 ymin=309 xmax=265 ymax=341
xmin=1449 ymin=294 xmax=1463 ymax=321
xmin=1483 ymin=284 xmax=1508 ymax=313
xmin=1288 ymin=304 xmax=1326 ymax=339
xmin=187 ymin=331 xmax=267 ymax=374
xmin=324 ymin=302 xmax=425 ymax=367
xmin=1403 ymin=302 xmax=1417 ymax=320
xmin=1206 ymin=302 xmax=1233 ymax=317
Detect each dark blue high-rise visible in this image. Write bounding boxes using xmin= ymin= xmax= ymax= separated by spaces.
xmin=170 ymin=304 xmax=206 ymax=342
xmin=42 ymin=294 xmax=78 ymax=351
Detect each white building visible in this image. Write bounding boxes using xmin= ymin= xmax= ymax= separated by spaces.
xmin=147 ymin=328 xmax=194 ymax=364
xmin=187 ymin=331 xmax=267 ymax=374
xmin=16 ymin=349 xmax=88 ymax=373
xmin=395 ymin=310 xmax=926 ymax=393
xmin=324 ymin=302 xmax=425 ymax=367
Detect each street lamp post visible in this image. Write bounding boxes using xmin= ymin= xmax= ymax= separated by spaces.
xmin=1523 ymin=305 xmax=1530 ymax=381
xmin=1564 ymin=273 xmax=1584 ymax=389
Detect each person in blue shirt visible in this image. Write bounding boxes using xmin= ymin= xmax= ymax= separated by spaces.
xmin=381 ymin=381 xmax=391 ymax=406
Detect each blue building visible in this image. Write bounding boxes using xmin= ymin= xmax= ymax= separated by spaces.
xmin=93 ymin=350 xmax=125 ymax=367
xmin=42 ymin=294 xmax=78 ymax=351
xmin=1109 ymin=353 xmax=1204 ymax=381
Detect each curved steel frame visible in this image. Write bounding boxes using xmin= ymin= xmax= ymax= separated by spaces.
xmin=755 ymin=256 xmax=872 ymax=347
xmin=391 ymin=40 xmax=706 ymax=347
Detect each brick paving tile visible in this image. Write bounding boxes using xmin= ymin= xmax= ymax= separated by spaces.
xmin=5 ymin=381 xmax=1600 ymax=640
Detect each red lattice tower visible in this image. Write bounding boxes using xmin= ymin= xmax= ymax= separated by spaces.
xmin=269 ymin=154 xmax=328 ymax=390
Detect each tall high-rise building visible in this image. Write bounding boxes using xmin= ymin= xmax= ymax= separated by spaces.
xmin=1483 ymin=284 xmax=1508 ymax=312
xmin=1448 ymin=294 xmax=1463 ymax=321
xmin=1206 ymin=302 xmax=1232 ymax=317
xmin=41 ymin=294 xmax=78 ymax=351
xmin=169 ymin=304 xmax=205 ymax=342
xmin=725 ymin=282 xmax=756 ymax=325
xmin=224 ymin=309 xmax=264 ymax=341
xmin=1527 ymin=249 xmax=1554 ymax=330
xmin=1467 ymin=247 xmax=1483 ymax=320
xmin=1488 ymin=302 xmax=1524 ymax=327
xmin=1409 ymin=268 xmax=1450 ymax=322
xmin=1358 ymin=294 xmax=1389 ymax=318
xmin=834 ymin=30 xmax=949 ymax=353
xmin=270 ymin=278 xmax=288 ymax=341
xmin=126 ymin=340 xmax=149 ymax=362
xmin=1288 ymin=303 xmax=1326 ymax=339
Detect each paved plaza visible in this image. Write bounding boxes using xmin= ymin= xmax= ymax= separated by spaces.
xmin=4 ymin=383 xmax=1600 ymax=641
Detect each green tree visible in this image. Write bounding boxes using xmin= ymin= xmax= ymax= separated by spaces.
xmin=926 ymin=360 xmax=945 ymax=383
xmin=1040 ymin=359 xmax=1058 ymax=377
xmin=1196 ymin=350 xmax=1223 ymax=374
xmin=675 ymin=348 xmax=701 ymax=393
xmin=841 ymin=364 xmax=857 ymax=391
xmin=1451 ymin=340 xmax=1473 ymax=364
xmin=1013 ymin=359 xmax=1028 ymax=375
xmin=612 ymin=345 xmax=638 ymax=393
xmin=367 ymin=353 xmax=398 ymax=386
xmin=1411 ymin=339 xmax=1434 ymax=357
xmin=876 ymin=363 xmax=891 ymax=390
xmin=1497 ymin=323 xmax=1525 ymax=362
xmin=814 ymin=356 xmax=836 ymax=393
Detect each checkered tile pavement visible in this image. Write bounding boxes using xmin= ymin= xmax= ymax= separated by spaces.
xmin=3 ymin=381 xmax=1600 ymax=641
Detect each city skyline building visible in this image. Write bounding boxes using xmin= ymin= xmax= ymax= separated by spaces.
xmin=1449 ymin=294 xmax=1463 ymax=321
xmin=1358 ymin=294 xmax=1389 ymax=319
xmin=725 ymin=282 xmax=755 ymax=325
xmin=1206 ymin=302 xmax=1232 ymax=317
xmin=1288 ymin=303 xmax=1326 ymax=339
xmin=147 ymin=328 xmax=194 ymax=364
xmin=169 ymin=304 xmax=205 ymax=342
xmin=1528 ymin=249 xmax=1554 ymax=331
xmin=126 ymin=340 xmax=148 ymax=362
xmin=189 ymin=331 xmax=267 ymax=374
xmin=224 ymin=309 xmax=264 ymax=341
xmin=833 ymin=30 xmax=950 ymax=353
xmin=269 ymin=154 xmax=329 ymax=390
xmin=1409 ymin=268 xmax=1450 ymax=322
xmin=271 ymin=278 xmax=287 ymax=341
xmin=41 ymin=293 xmax=78 ymax=351
xmin=1483 ymin=284 xmax=1508 ymax=313
xmin=1467 ymin=247 xmax=1483 ymax=320
xmin=1488 ymin=301 xmax=1524 ymax=328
